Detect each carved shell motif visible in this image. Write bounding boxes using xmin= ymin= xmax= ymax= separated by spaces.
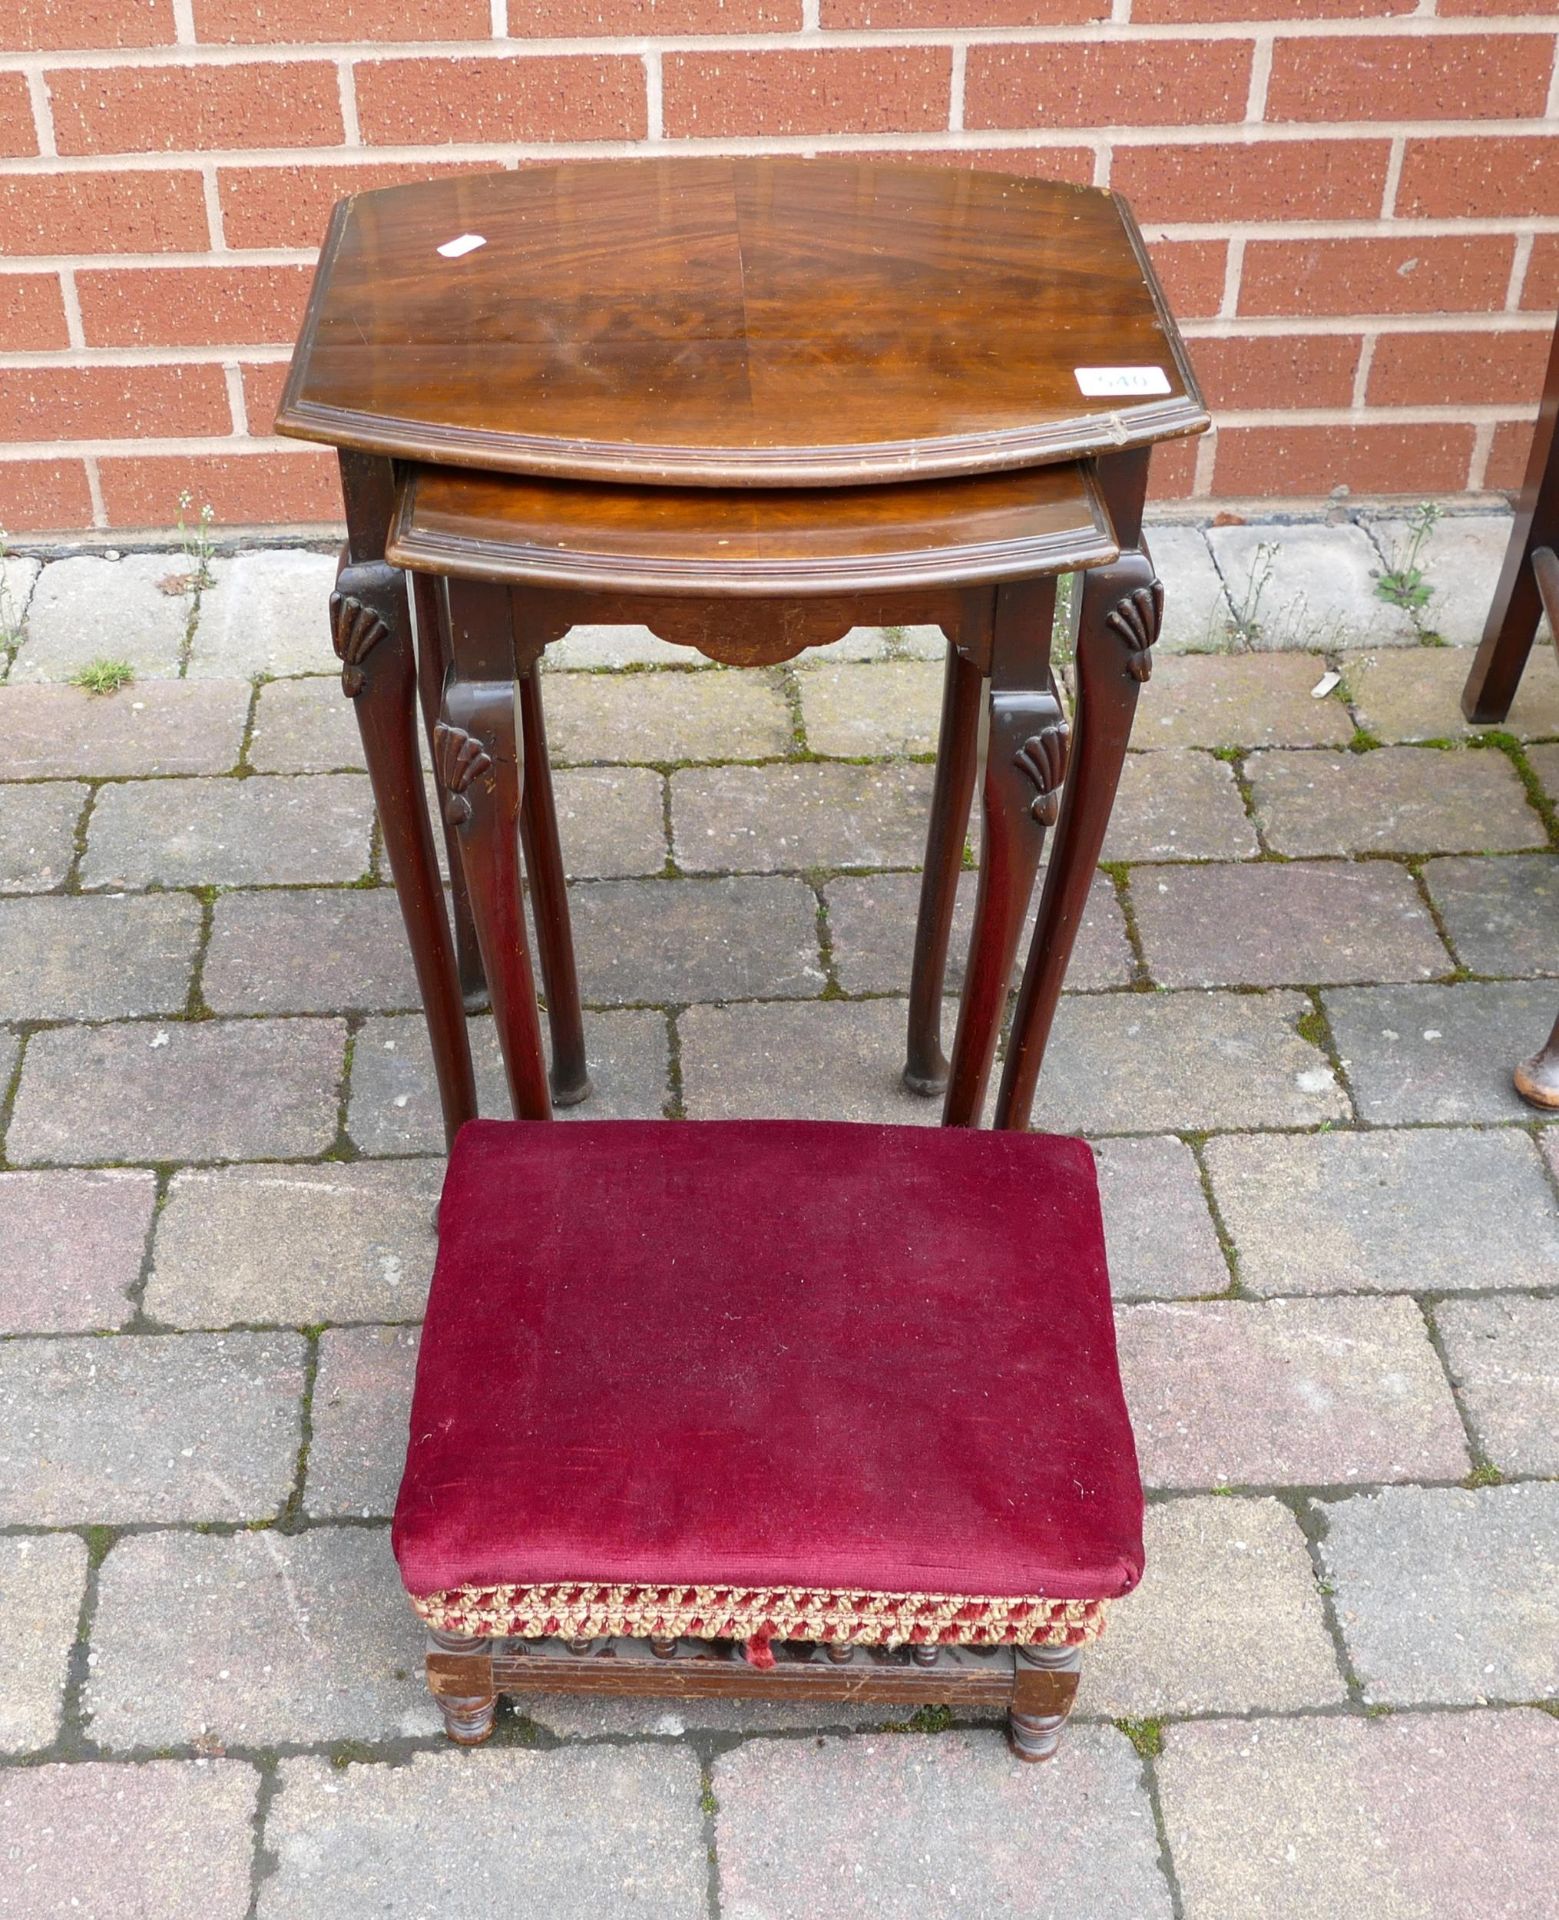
xmin=433 ymin=722 xmax=493 ymax=827
xmin=1013 ymin=721 xmax=1070 ymax=826
xmin=1105 ymin=579 xmax=1165 ymax=684
xmin=328 ymin=592 xmax=388 ymax=697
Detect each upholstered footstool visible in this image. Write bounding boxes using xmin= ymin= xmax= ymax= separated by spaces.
xmin=393 ymin=1118 xmax=1143 ymax=1762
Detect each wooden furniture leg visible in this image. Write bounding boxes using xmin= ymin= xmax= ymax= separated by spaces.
xmin=996 ymin=549 xmax=1163 ymax=1131
xmin=412 ymin=570 xmax=486 ymax=1009
xmin=943 ymin=578 xmax=1065 ymax=1128
xmin=904 ymin=640 xmax=984 ymax=1096
xmin=1514 ymin=1008 xmax=1559 ymax=1111
xmin=427 ymin=1629 xmax=497 ymax=1746
xmin=517 ymin=665 xmax=591 ymax=1107
xmin=334 ymin=452 xmax=476 ymax=1149
xmin=1008 ymin=1643 xmax=1082 ymax=1762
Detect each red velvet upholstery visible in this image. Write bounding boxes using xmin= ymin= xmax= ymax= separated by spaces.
xmin=394 ymin=1118 xmax=1142 ymax=1643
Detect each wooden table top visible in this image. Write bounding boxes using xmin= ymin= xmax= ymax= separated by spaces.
xmin=277 ymin=157 xmax=1207 ymax=489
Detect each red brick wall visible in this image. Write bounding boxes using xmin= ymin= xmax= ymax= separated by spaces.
xmin=1 ymin=2 xmax=1555 ymax=532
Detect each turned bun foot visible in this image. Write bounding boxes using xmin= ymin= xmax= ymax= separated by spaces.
xmin=1007 ymin=1643 xmax=1082 ymax=1764
xmin=440 ymin=1695 xmax=497 ymax=1746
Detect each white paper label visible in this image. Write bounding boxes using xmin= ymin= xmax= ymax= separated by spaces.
xmin=1074 ymin=366 xmax=1172 ymax=398
xmin=437 ymin=233 xmax=487 ymax=259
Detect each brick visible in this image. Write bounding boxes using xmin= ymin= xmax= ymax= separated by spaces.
xmin=681 ymin=997 xmax=940 ymax=1124
xmin=1135 ymin=860 xmax=1449 ymax=988
xmin=544 ymin=667 xmax=791 ymax=764
xmin=1036 ymin=989 xmax=1347 ymax=1134
xmin=249 ymin=674 xmax=364 ymax=773
xmin=1137 ymin=0 xmax=1412 ymax=15
xmin=0 ymin=680 xmax=250 ymax=778
xmin=1367 ymin=327 xmax=1552 ymax=409
xmin=1241 ymin=236 xmax=1514 ymax=319
xmin=1324 ymin=979 xmax=1559 ymax=1124
xmin=8 ymin=1017 xmax=346 ymax=1165
xmin=0 ymin=167 xmax=208 ymax=253
xmin=0 ymin=893 xmax=201 ymax=1020
xmin=1191 ymin=334 xmax=1360 ymax=413
xmin=1081 ymin=1496 xmax=1344 ymax=1717
xmin=0 ymin=1330 xmax=303 ymax=1523
xmin=876 ymin=144 xmax=1096 ymax=183
xmin=87 ymin=1527 xmax=437 ymax=1747
xmin=189 ymin=548 xmax=339 ymax=677
xmin=239 ymin=356 xmax=302 ymax=435
xmin=0 ymin=1536 xmax=88 ymax=1754
xmin=1487 ymin=418 xmax=1537 ymax=492
xmin=1120 ymin=1296 xmax=1469 ymax=1488
xmin=261 ymin=1748 xmax=705 ymax=1919
xmin=1111 ymin=139 xmax=1392 ymax=222
xmin=966 ymin=40 xmax=1253 ymax=130
xmin=1093 ymin=1136 xmax=1229 ymax=1301
xmin=0 ymin=73 xmax=38 ymax=156
xmin=1268 ymin=32 xmax=1550 ymax=123
xmin=49 ymin=59 xmax=343 ymax=155
xmin=77 ymin=263 xmax=315 ymax=348
xmin=195 ymin=0 xmax=488 ymax=38
xmin=1138 ymin=652 xmax=1354 ymax=749
xmin=1143 ymin=238 xmax=1227 ymax=321
xmin=1206 ymin=1127 xmax=1559 ymax=1296
xmin=1521 ymin=232 xmax=1559 ymax=311
xmin=0 ymin=1762 xmax=259 ymax=1919
xmin=1143 ymin=523 xmax=1235 ymax=651
xmin=219 ymin=158 xmax=504 ymax=250
xmin=1221 ymin=420 xmax=1474 ymax=499
xmin=1159 ymin=1712 xmax=1559 ymax=1920
xmin=1422 ymin=854 xmax=1559 ymax=977
xmin=797 ymin=659 xmax=944 ymax=756
xmin=514 ymin=0 xmax=799 ymax=23
xmin=1102 ymin=750 xmax=1259 ymax=862
xmin=1151 ymin=435 xmax=1199 ymax=499
xmin=14 ymin=551 xmax=193 ymax=681
xmin=347 ymin=1009 xmax=669 ymax=1152
xmin=83 ymin=773 xmax=373 ymax=888
xmin=1322 ymin=1483 xmax=1559 ymax=1704
xmin=98 ymin=450 xmax=341 ymax=529
xmin=147 ymin=1160 xmax=439 ymax=1327
xmin=356 ymin=54 xmax=646 ymax=145
xmin=1397 ymin=134 xmax=1559 ymax=220
xmin=673 ymin=762 xmax=933 ymax=873
xmin=570 ymin=873 xmax=822 ymax=1003
xmin=1438 ymin=1296 xmax=1559 ymax=1476
xmin=1247 ymin=745 xmax=1544 ymax=857
xmin=0 ymin=363 xmax=231 ymax=445
xmin=8 ymin=0 xmax=177 ymax=48
xmin=0 ymin=459 xmax=94 ymax=534
xmin=0 ymin=781 xmax=86 ymax=892
xmin=665 ymin=47 xmax=951 ymax=136
xmin=826 ymin=0 xmax=1098 ymax=19
xmin=1203 ymin=523 xmax=1424 ymax=649
xmin=0 ymin=274 xmax=70 ymax=353
xmin=716 ymin=1730 xmax=1169 ymax=1920
xmin=307 ymin=1325 xmax=419 ymax=1518
xmin=0 ymin=1168 xmax=155 ymax=1333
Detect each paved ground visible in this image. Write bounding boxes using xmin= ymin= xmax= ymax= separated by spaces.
xmin=0 ymin=509 xmax=1556 ymax=1919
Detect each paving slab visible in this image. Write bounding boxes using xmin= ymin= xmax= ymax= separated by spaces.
xmin=542 ymin=622 xmax=713 ymax=668
xmin=1324 ymin=978 xmax=1559 ymax=1123
xmin=681 ymin=997 xmax=947 ymax=1123
xmin=10 ymin=553 xmax=193 ymax=681
xmin=1029 ymin=989 xmax=1349 ymax=1135
xmin=1093 ymin=1136 xmax=1229 ymax=1300
xmin=1437 ymin=1295 xmax=1559 ymax=1475
xmin=82 ymin=772 xmax=374 ymax=888
xmin=1319 ymin=1483 xmax=1559 ymax=1704
xmin=0 ymin=1534 xmax=88 ymax=1753
xmin=247 ymin=673 xmax=364 ymax=772
xmin=1145 ymin=522 xmax=1233 ymax=653
xmin=1135 ymin=650 xmax=1353 ymax=748
xmin=525 ymin=1689 xmax=897 ymax=1740
xmin=203 ymin=887 xmax=420 ymax=1014
xmin=826 ymin=868 xmax=1133 ymax=996
xmin=0 ymin=680 xmax=249 ymax=777
xmin=1205 ymin=1127 xmax=1559 ymax=1295
xmin=0 ymin=1330 xmax=303 ymax=1524
xmin=1207 ymin=523 xmax=1418 ymax=649
xmin=796 ymin=659 xmax=945 ymax=756
xmin=673 ymin=761 xmax=934 ymax=872
xmin=9 ymin=1016 xmax=345 ymax=1165
xmin=259 ymin=1747 xmax=706 ymax=1920
xmin=0 ymin=1760 xmax=259 ymax=1920
xmin=802 ymin=621 xmax=947 ymax=662
xmin=715 ymin=1728 xmax=1170 ymax=1920
xmin=87 ymin=1526 xmax=438 ymax=1748
xmin=146 ymin=1160 xmax=440 ymax=1328
xmin=1079 ymin=1496 xmax=1344 ymax=1717
xmin=1421 ymin=852 xmax=1559 ymax=976
xmin=550 ymin=764 xmax=668 ymax=877
xmin=1158 ymin=1709 xmax=1559 ymax=1920
xmin=1368 ymin=511 xmax=1515 ymax=646
xmin=1528 ymin=739 xmax=1559 ymax=808
xmin=306 ymin=1325 xmax=419 ymax=1519
xmin=0 ymin=780 xmax=86 ymax=891
xmin=0 ymin=550 xmax=41 ymax=640
xmin=347 ymin=1008 xmax=669 ymax=1152
xmin=1117 ymin=1297 xmax=1469 ymax=1488
xmin=543 ymin=666 xmax=792 ymax=763
xmin=0 ymin=891 xmax=200 ymax=1020
xmin=0 ymin=1167 xmax=155 ymax=1332
xmin=1346 ymin=639 xmax=1559 ymax=741
xmin=190 ymin=549 xmax=338 ymax=677
xmin=1101 ymin=750 xmax=1259 ymax=862
xmin=1134 ymin=859 xmax=1449 ymax=987
xmin=569 ymin=873 xmax=823 ymax=1003
xmin=1247 ymin=745 xmax=1545 ymax=856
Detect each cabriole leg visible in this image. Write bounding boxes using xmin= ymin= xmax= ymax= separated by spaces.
xmin=412 ymin=570 xmax=486 ymax=1009
xmin=1514 ymin=1005 xmax=1559 ymax=1110
xmin=1007 ymin=1643 xmax=1082 ymax=1763
xmin=518 ymin=667 xmax=591 ymax=1107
